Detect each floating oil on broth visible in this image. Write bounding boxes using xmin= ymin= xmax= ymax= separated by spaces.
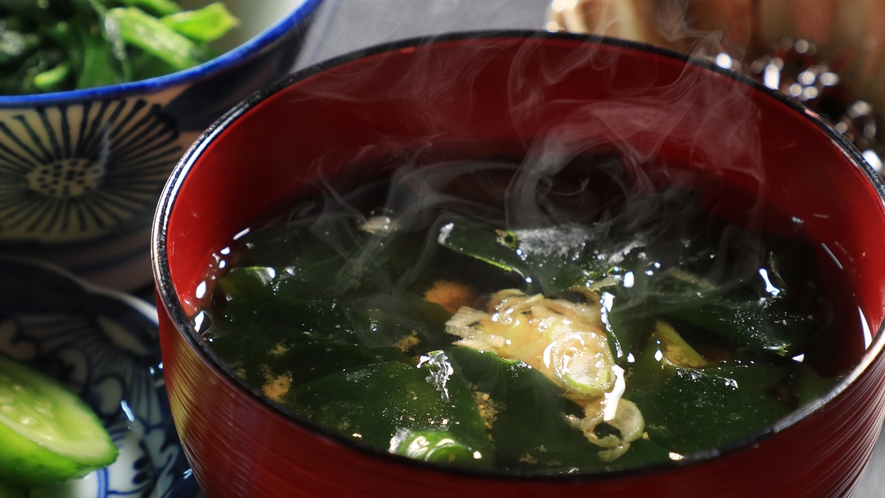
xmin=191 ymin=154 xmax=862 ymax=473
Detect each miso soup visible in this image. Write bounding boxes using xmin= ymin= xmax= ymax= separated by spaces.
xmin=191 ymin=155 xmax=857 ymax=473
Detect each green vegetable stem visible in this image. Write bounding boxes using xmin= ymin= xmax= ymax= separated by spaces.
xmin=0 ymin=0 xmax=239 ymax=94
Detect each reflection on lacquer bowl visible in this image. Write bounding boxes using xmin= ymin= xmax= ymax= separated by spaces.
xmin=152 ymin=32 xmax=885 ymax=497
xmin=0 ymin=0 xmax=324 ymax=291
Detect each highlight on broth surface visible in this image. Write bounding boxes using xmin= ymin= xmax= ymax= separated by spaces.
xmin=191 ymin=154 xmax=851 ymax=473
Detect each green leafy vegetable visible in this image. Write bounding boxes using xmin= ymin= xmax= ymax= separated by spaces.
xmin=628 ymin=367 xmax=792 ymax=453
xmin=0 ymin=0 xmax=239 ymax=94
xmin=32 ymin=59 xmax=70 ymax=90
xmin=118 ymin=0 xmax=182 ymax=16
xmin=447 ymin=346 xmax=605 ymax=471
xmin=107 ymin=7 xmax=202 ymax=70
xmin=195 ymin=177 xmax=842 ymax=473
xmin=161 ymin=2 xmax=238 ymax=42
xmin=286 ymin=358 xmax=495 ymax=468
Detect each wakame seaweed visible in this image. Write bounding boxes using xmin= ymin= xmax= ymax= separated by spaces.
xmin=193 ymin=159 xmax=845 ymax=473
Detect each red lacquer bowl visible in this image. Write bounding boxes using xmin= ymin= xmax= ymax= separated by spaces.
xmin=151 ymin=32 xmax=885 ymax=497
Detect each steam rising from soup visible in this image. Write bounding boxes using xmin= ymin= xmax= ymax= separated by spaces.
xmin=189 ymin=150 xmax=859 ymax=473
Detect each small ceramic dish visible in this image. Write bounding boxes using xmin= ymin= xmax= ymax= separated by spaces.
xmin=0 ymin=257 xmax=196 ymax=498
xmin=0 ymin=0 xmax=324 ymax=292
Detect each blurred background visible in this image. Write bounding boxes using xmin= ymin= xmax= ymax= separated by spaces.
xmin=298 ymin=0 xmax=885 ymax=177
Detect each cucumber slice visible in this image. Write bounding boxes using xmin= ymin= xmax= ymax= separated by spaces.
xmin=0 ymin=353 xmax=118 ymax=490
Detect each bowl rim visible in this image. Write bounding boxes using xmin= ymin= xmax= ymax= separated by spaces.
xmin=0 ymin=0 xmax=324 ymax=108
xmin=151 ymin=29 xmax=885 ymax=482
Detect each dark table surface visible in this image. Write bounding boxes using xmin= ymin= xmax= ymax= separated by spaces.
xmin=290 ymin=1 xmax=885 ymax=496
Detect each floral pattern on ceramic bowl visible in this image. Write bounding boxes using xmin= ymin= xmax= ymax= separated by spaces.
xmin=0 ymin=0 xmax=325 ymax=292
xmin=0 ymin=257 xmax=197 ymax=498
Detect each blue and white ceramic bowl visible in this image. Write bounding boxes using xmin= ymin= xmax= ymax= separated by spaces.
xmin=0 ymin=0 xmax=324 ymax=292
xmin=0 ymin=257 xmax=196 ymax=498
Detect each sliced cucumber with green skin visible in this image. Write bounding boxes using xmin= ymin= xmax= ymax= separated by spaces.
xmin=0 ymin=353 xmax=118 ymax=490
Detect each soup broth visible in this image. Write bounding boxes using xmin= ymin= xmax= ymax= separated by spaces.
xmin=192 ymin=154 xmax=857 ymax=473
